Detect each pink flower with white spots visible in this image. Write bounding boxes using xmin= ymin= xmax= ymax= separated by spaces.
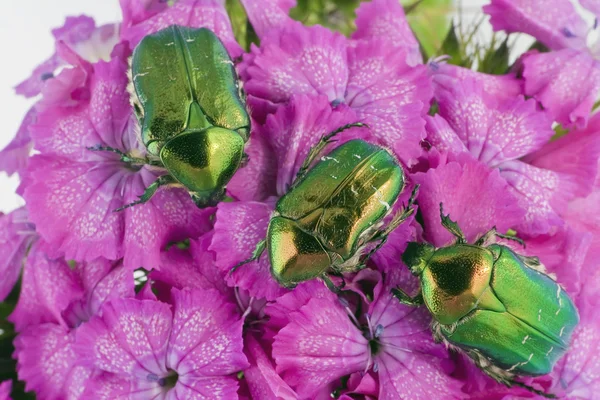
xmin=484 ymin=0 xmax=600 ymax=128
xmin=73 ymin=287 xmax=248 ymax=399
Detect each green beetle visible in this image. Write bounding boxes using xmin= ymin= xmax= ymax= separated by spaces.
xmin=393 ymin=205 xmax=579 ymax=397
xmin=91 ymin=25 xmax=250 ymax=209
xmin=233 ymin=127 xmax=416 ymax=289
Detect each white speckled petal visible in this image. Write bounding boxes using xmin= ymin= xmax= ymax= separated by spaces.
xmin=74 ymin=298 xmax=172 ymax=378
xmin=80 ymin=372 xmax=136 ymax=400
xmin=413 ymin=156 xmax=526 ymax=246
xmin=121 ymin=0 xmax=243 ymax=58
xmin=523 ymin=49 xmax=600 ymax=129
xmin=14 ymin=324 xmax=93 ymax=400
xmin=243 ymin=23 xmax=349 ymax=104
xmin=435 ymin=77 xmax=554 ymax=166
xmin=483 ymin=0 xmax=589 ymax=51
xmin=499 ymin=160 xmax=569 ymax=235
xmin=424 ymin=115 xmax=468 ymax=155
xmin=9 ymin=242 xmax=84 ymax=332
xmin=167 ymin=288 xmax=248 ymax=378
xmin=261 ymin=94 xmax=371 ymax=195
xmin=429 ymin=62 xmax=523 ymax=104
xmin=346 ymin=40 xmax=432 ymax=164
xmin=239 ymin=0 xmax=296 ymax=38
xmin=211 ymin=201 xmax=289 ymax=301
xmin=170 ymin=376 xmax=240 ymax=400
xmin=369 ymin=288 xmax=462 ymax=399
xmin=352 ymin=0 xmax=421 ymax=65
xmin=272 ymin=297 xmax=370 ymax=398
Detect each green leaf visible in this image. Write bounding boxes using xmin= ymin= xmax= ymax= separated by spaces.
xmin=478 ymin=36 xmax=510 ymax=75
xmin=402 ymin=0 xmax=453 ymax=59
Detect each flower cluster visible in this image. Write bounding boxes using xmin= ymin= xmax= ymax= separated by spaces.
xmin=1 ymin=0 xmax=600 ymax=399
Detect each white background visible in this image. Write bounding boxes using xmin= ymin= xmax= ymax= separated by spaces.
xmin=0 ymin=0 xmax=511 ymax=214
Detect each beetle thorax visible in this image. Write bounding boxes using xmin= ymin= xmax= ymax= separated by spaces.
xmin=421 ymin=245 xmax=495 ymax=325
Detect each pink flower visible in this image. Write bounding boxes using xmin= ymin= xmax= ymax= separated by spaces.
xmin=271 ymin=271 xmax=462 ymax=399
xmin=239 ymin=15 xmax=432 ymax=164
xmin=427 ymin=78 xmax=600 ymax=235
xmin=22 ymin=51 xmax=212 ymax=270
xmin=484 ymin=0 xmax=600 ymax=128
xmin=74 ymin=287 xmax=248 ymax=399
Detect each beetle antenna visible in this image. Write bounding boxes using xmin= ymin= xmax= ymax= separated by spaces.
xmin=511 ymin=381 xmax=557 ymax=399
xmin=229 ymin=240 xmax=266 ymax=275
xmin=439 ymin=203 xmax=466 ymax=243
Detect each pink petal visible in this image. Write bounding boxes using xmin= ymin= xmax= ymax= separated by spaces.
xmin=581 ymin=0 xmax=600 ymax=17
xmin=23 ymin=156 xmax=211 ymax=270
xmin=14 ymin=324 xmax=90 ymax=400
xmin=211 ymin=201 xmax=289 ymax=301
xmin=15 ymin=16 xmax=97 ymax=98
xmin=243 ymin=333 xmax=297 ymax=400
xmin=523 ymin=106 xmax=600 ymax=201
xmin=272 ymin=297 xmax=370 ymax=398
xmin=261 ymin=94 xmax=371 ymax=195
xmin=170 ymin=376 xmax=241 ymax=399
xmin=413 ymin=156 xmax=526 ymax=246
xmin=346 ymin=40 xmax=432 ymax=164
xmin=483 ymin=0 xmax=589 ymax=51
xmin=424 ymin=114 xmax=468 ymax=155
xmin=523 ymin=49 xmax=600 ymax=129
xmin=239 ymin=0 xmax=296 ymax=38
xmin=79 ymin=372 xmax=134 ymax=400
xmin=227 ymin=122 xmax=278 ymax=202
xmin=0 ymin=107 xmax=35 ymax=176
xmin=340 ymin=372 xmax=379 ymax=399
xmin=548 ymin=305 xmax=600 ymax=398
xmin=119 ymin=0 xmax=169 ymax=28
xmin=74 ymin=298 xmax=172 ymax=377
xmin=370 ymin=287 xmax=462 ymax=399
xmin=0 ymin=208 xmax=35 ymax=302
xmin=352 ymin=0 xmax=421 ymax=65
xmin=0 ymin=381 xmax=11 ymax=400
xmin=435 ymin=77 xmax=554 ymax=166
xmin=243 ymin=23 xmax=349 ymax=104
xmin=151 ymin=234 xmax=232 ymax=299
xmin=499 ymin=160 xmax=570 ymax=235
xmin=429 ymin=61 xmax=523 ymax=103
xmin=63 ymin=260 xmax=135 ymax=327
xmin=167 ymin=288 xmax=248 ymax=376
xmin=9 ymin=242 xmax=84 ymax=332
xmin=523 ymin=226 xmax=592 ymax=297
xmin=264 ymin=280 xmax=336 ymax=337
xmin=121 ymin=0 xmax=243 ymax=58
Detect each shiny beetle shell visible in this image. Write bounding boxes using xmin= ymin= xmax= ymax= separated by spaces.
xmin=131 ymin=25 xmax=250 ymax=205
xmin=401 ymin=235 xmax=579 ymax=379
xmin=268 ymin=139 xmax=405 ymax=287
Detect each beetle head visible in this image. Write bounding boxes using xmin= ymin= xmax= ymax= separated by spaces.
xmin=402 ymin=242 xmax=435 ymax=276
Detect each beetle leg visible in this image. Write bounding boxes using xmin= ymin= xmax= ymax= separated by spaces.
xmin=114 ymin=175 xmax=178 ymax=212
xmin=293 ymin=122 xmax=367 ymax=184
xmin=321 ymin=273 xmax=346 ymax=294
xmin=229 ymin=240 xmax=267 ymax=275
xmin=87 ymin=145 xmax=149 ymax=166
xmin=475 ymin=227 xmax=526 ymax=248
xmin=359 ymin=185 xmax=419 ymax=264
xmin=391 ymin=287 xmax=424 ymax=306
xmin=511 ymin=381 xmax=557 ymax=399
xmin=439 ymin=203 xmax=466 ymax=243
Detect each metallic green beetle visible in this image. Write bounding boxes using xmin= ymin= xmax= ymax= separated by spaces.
xmin=92 ymin=25 xmax=250 ymax=209
xmin=393 ymin=205 xmax=579 ymax=397
xmin=234 ymin=128 xmax=416 ymax=289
